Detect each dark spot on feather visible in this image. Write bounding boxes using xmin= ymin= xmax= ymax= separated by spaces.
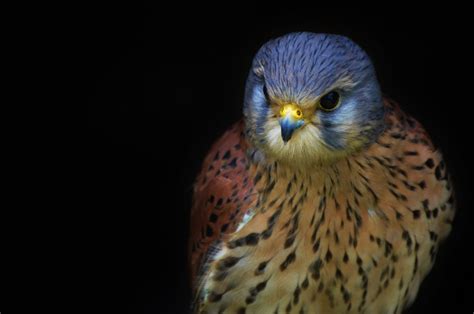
xmin=412 ymin=210 xmax=421 ymax=219
xmin=435 ymin=165 xmax=443 ymax=180
xmin=293 ymin=286 xmax=301 ymax=305
xmin=209 ymin=213 xmax=218 ymax=223
xmin=245 ymin=296 xmax=255 ymax=304
xmin=280 ymin=251 xmax=296 ymax=271
xmin=261 ymin=228 xmax=273 ymax=239
xmin=396 ymin=211 xmax=403 ymax=220
xmin=425 ymin=210 xmax=432 ymax=219
xmin=391 ymin=133 xmax=402 ymax=139
xmin=425 ymin=158 xmax=435 ymax=168
xmin=325 ymin=249 xmax=333 ymax=262
xmin=309 ymin=258 xmax=323 ymax=279
xmin=376 ymin=237 xmax=382 ymax=246
xmin=208 ymin=291 xmax=223 ymax=302
xmin=217 ymin=256 xmax=240 ymax=270
xmin=208 ymin=195 xmax=215 ymax=203
xmin=372 ymin=258 xmax=378 ymax=267
xmin=318 ymin=281 xmax=324 ymax=292
xmin=213 ymin=270 xmax=228 ymax=281
xmin=302 ymin=277 xmax=309 ymax=289
xmin=221 ymin=224 xmax=229 ymax=232
xmin=403 ymin=180 xmax=416 ymax=191
xmin=245 ymin=233 xmax=260 ymax=246
xmin=228 ymin=157 xmax=237 ymax=168
xmin=397 ymin=168 xmax=408 ymax=177
xmin=206 ymin=225 xmax=213 ymax=237
xmin=341 ymin=287 xmax=351 ymax=303
xmin=447 ymin=194 xmax=455 ymax=204
xmin=343 ymin=252 xmax=349 ymax=263
xmin=384 ymin=241 xmax=393 ymax=257
xmin=256 ymin=280 xmax=267 ymax=292
xmin=284 ymin=235 xmax=296 ymax=249
xmin=429 ymin=231 xmax=438 ymax=241
xmin=422 ymin=199 xmax=429 ymax=209
xmin=253 ymin=172 xmax=263 ymax=185
xmin=312 ymin=238 xmax=320 ymax=252
xmin=402 ymin=230 xmax=412 ymax=248
xmin=222 ymin=150 xmax=231 ymax=159
xmin=255 ymin=261 xmax=268 ymax=275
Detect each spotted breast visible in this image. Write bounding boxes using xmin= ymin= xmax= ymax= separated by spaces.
xmin=189 ymin=99 xmax=455 ymax=314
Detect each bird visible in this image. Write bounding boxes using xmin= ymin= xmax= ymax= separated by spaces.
xmin=188 ymin=32 xmax=455 ymax=314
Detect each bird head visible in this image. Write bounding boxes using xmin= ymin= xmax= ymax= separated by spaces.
xmin=243 ymin=32 xmax=385 ymax=167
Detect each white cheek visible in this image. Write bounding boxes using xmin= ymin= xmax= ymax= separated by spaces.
xmin=266 ymin=120 xmax=283 ymax=147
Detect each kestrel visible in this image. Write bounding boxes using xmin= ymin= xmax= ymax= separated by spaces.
xmin=189 ymin=32 xmax=455 ymax=313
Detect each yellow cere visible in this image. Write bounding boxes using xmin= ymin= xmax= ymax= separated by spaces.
xmin=280 ymin=104 xmax=304 ymax=120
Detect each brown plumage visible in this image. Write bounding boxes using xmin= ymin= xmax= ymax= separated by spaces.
xmin=189 ymin=99 xmax=454 ymax=313
xmin=188 ymin=33 xmax=455 ymax=313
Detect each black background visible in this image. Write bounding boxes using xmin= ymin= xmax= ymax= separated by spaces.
xmin=85 ymin=3 xmax=471 ymax=313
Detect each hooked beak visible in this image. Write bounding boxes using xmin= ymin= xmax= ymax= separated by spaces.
xmin=279 ymin=104 xmax=304 ymax=143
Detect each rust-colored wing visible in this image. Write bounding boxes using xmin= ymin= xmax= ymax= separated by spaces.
xmin=188 ymin=121 xmax=256 ymax=289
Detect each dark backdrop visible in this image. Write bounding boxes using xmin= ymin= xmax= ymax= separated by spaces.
xmin=85 ymin=3 xmax=471 ymax=313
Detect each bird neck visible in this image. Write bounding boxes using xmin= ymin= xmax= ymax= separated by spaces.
xmin=247 ymin=145 xmax=364 ymax=184
xmin=245 ymin=143 xmax=381 ymax=221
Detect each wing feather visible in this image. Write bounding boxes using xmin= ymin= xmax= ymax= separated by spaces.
xmin=188 ymin=121 xmax=255 ymax=290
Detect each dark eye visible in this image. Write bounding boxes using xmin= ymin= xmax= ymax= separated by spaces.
xmin=319 ymin=91 xmax=340 ymax=111
xmin=263 ymin=85 xmax=270 ymax=102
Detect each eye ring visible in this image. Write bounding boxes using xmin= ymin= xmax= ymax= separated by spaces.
xmin=319 ymin=91 xmax=341 ymax=111
xmin=296 ymin=110 xmax=302 ymax=117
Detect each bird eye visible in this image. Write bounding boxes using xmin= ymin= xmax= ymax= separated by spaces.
xmin=263 ymin=85 xmax=270 ymax=103
xmin=319 ymin=91 xmax=340 ymax=111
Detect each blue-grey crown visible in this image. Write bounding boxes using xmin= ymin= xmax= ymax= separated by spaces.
xmin=252 ymin=32 xmax=376 ymax=102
